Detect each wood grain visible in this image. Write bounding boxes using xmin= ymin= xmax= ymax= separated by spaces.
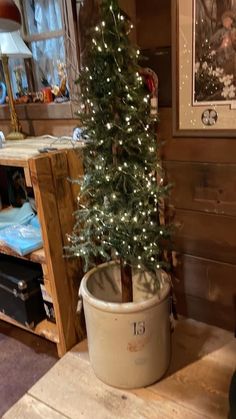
xmin=0 ymin=313 xmax=59 ymax=343
xmin=20 ymin=319 xmax=235 ymax=419
xmin=174 ymin=209 xmax=236 ymax=265
xmin=2 ymin=394 xmax=65 ymax=419
xmin=49 ymin=152 xmax=84 ymax=339
xmin=29 ymin=154 xmax=78 ymax=356
xmin=136 ymin=0 xmax=171 ymax=48
xmin=159 ymin=108 xmax=236 ymax=164
xmin=28 ymin=345 xmax=203 ymax=419
xmin=175 ymin=294 xmax=235 ymax=331
xmin=0 ymin=137 xmax=82 ymax=167
xmin=174 ymin=254 xmax=236 ymax=308
xmin=165 ymin=161 xmax=236 ymax=216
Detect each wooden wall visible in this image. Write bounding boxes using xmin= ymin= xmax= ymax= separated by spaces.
xmin=136 ymin=0 xmax=236 ymax=331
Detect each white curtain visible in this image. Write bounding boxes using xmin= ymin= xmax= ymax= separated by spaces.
xmin=25 ymin=0 xmax=65 ymax=89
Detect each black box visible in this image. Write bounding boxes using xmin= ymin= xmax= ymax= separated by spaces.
xmin=0 ymin=255 xmax=46 ymax=328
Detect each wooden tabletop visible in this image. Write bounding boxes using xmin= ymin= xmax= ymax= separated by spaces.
xmin=0 ymin=137 xmax=84 ymax=167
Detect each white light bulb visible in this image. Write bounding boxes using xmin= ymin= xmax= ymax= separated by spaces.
xmin=106 ymin=123 xmax=112 ymax=130
xmin=98 ymin=46 xmax=102 ymax=52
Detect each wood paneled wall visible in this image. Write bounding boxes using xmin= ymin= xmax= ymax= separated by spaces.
xmin=136 ymin=0 xmax=236 ymax=331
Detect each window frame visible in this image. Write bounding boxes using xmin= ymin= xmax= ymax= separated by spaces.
xmin=8 ymin=0 xmax=81 ymax=118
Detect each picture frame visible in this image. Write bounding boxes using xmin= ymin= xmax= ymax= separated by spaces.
xmin=172 ymin=0 xmax=236 ymax=137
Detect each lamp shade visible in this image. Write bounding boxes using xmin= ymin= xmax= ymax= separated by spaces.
xmin=0 ymin=31 xmax=32 ymax=58
xmin=0 ymin=0 xmax=21 ymax=32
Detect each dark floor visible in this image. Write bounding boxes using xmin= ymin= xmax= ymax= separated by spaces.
xmin=0 ymin=320 xmax=58 ymax=417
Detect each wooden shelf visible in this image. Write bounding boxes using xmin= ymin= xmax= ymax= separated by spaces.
xmin=0 ymin=145 xmax=84 ymax=356
xmin=0 ymin=242 xmax=46 ymax=264
xmin=0 ymin=312 xmax=59 ymax=343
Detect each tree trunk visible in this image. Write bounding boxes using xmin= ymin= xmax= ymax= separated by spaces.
xmin=120 ymin=259 xmax=133 ymax=303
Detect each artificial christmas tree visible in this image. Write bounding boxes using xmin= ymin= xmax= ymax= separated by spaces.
xmin=68 ymin=0 xmax=173 ymax=388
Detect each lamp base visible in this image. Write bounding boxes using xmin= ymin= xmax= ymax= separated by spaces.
xmin=6 ymin=131 xmax=26 ymax=141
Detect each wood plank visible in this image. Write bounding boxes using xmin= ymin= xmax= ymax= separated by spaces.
xmin=24 ymin=167 xmax=32 ymax=187
xmin=0 ymin=243 xmax=45 ymax=264
xmin=25 ymin=103 xmax=73 ymax=120
xmin=165 ymin=161 xmax=236 ymax=216
xmin=0 ymin=137 xmax=82 ymax=166
xmin=159 ymin=108 xmax=236 ymax=164
xmin=28 ymin=349 xmax=202 ymax=419
xmin=66 ymin=148 xmax=84 ymax=206
xmin=49 ymin=152 xmax=84 ymax=339
xmin=0 ymin=102 xmax=74 ymax=121
xmin=0 ymin=313 xmax=59 ymax=343
xmin=28 ymin=319 xmax=235 ymax=419
xmin=148 ymin=340 xmax=236 ymax=419
xmin=174 ymin=254 xmax=236 ymax=308
xmin=174 ymin=209 xmax=236 ymax=264
xmin=136 ymin=0 xmax=171 ymax=48
xmin=175 ymin=293 xmax=235 ymax=331
xmin=2 ymin=394 xmax=66 ymax=419
xmin=0 ymin=104 xmax=26 ymax=120
xmin=31 ymin=120 xmax=77 ymax=138
xmin=29 ymin=154 xmax=78 ymax=356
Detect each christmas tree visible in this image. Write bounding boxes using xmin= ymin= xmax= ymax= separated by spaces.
xmin=68 ymin=0 xmax=171 ymax=302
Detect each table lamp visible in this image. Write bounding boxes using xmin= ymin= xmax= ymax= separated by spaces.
xmin=0 ymin=0 xmax=21 ymax=33
xmin=0 ymin=31 xmax=32 ymax=140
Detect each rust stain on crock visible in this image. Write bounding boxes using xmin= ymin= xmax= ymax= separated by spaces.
xmin=127 ymin=336 xmax=150 ymax=352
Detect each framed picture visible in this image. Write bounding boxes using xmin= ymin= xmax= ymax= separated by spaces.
xmin=172 ymin=0 xmax=236 ymax=137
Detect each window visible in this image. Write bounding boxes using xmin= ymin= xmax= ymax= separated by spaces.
xmin=22 ymin=0 xmax=66 ymax=90
xmin=2 ymin=0 xmax=80 ymax=102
